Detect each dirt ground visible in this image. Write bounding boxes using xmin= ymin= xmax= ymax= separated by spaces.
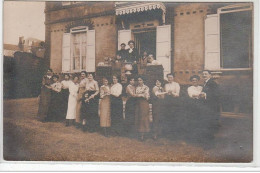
xmin=3 ymin=98 xmax=253 ymax=162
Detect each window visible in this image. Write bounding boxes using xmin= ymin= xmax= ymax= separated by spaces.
xmin=62 ymin=27 xmax=96 ymax=73
xmin=204 ymin=3 xmax=253 ymax=70
xmin=72 ymin=32 xmax=87 ymax=71
xmin=220 ymin=10 xmax=252 ymax=68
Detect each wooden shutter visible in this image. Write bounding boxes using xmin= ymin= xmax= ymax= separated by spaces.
xmin=62 ymin=33 xmax=71 ymax=72
xmin=86 ymin=30 xmax=95 ymax=72
xmin=118 ymin=30 xmax=131 ymax=49
xmin=156 ymin=25 xmax=171 ymax=77
xmin=205 ymin=14 xmax=220 ymax=70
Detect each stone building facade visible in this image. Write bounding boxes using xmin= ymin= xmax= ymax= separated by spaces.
xmin=45 ymin=1 xmax=253 ymax=114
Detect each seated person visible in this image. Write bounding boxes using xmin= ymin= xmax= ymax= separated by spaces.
xmin=147 ymin=54 xmax=162 ymax=66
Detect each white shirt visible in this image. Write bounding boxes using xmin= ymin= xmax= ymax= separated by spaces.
xmin=110 ymin=83 xmax=122 ymax=97
xmin=165 ymin=82 xmax=180 ymax=97
xmin=187 ymin=85 xmax=203 ymax=99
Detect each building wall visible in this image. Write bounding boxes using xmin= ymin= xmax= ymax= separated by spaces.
xmin=173 ymin=3 xmax=209 ymax=84
xmin=45 ymin=2 xmax=117 ymax=73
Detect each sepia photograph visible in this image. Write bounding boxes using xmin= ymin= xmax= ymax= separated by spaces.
xmin=2 ymin=0 xmax=255 ymax=165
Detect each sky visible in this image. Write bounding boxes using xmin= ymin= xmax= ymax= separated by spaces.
xmin=3 ymin=1 xmax=45 ymax=45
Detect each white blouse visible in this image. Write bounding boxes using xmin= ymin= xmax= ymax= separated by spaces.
xmin=79 ymin=78 xmax=88 ymax=88
xmin=165 ymin=82 xmax=180 ymax=96
xmin=110 ymin=83 xmax=122 ymax=97
xmin=61 ymin=80 xmax=71 ymax=89
xmin=136 ymin=84 xmax=150 ymax=100
xmin=187 ymin=85 xmax=203 ymax=99
xmin=69 ymin=82 xmax=79 ymax=97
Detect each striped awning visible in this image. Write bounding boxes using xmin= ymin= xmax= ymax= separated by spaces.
xmin=115 ymin=2 xmax=166 ymax=16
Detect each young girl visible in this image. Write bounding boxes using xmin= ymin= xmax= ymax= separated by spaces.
xmin=65 ymin=75 xmax=79 ymax=126
xmin=99 ymin=77 xmax=111 ymax=137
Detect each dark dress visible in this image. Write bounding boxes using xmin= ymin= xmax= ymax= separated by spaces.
xmin=46 ymin=82 xmax=63 ymax=121
xmin=81 ymin=90 xmax=99 ymax=132
xmin=60 ymin=80 xmax=70 ymax=119
xmin=151 ymin=86 xmax=165 ymax=136
xmin=117 ymin=49 xmax=128 ymax=62
xmin=125 ymin=85 xmax=136 ymax=134
xmin=37 ymin=75 xmax=52 ymax=121
xmin=110 ymin=83 xmax=123 ymax=135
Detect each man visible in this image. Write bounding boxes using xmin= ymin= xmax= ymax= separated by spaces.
xmin=139 ymin=50 xmax=148 ymax=74
xmin=199 ymin=70 xmax=220 ymax=142
xmin=116 ymin=43 xmax=128 ymax=62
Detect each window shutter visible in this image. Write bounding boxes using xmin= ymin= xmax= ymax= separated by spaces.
xmin=62 ymin=33 xmax=71 ymax=72
xmin=118 ymin=30 xmax=131 ymax=49
xmin=86 ymin=30 xmax=95 ymax=72
xmin=204 ymin=14 xmax=220 ymax=70
xmin=156 ymin=25 xmax=171 ymax=77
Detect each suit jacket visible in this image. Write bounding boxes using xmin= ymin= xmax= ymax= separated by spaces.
xmin=202 ymin=78 xmax=220 ymax=113
xmin=116 ymin=49 xmax=128 ymax=62
xmin=126 ymin=48 xmax=139 ymax=63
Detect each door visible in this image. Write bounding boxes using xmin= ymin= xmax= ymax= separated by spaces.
xmin=118 ymin=30 xmax=131 ymax=50
xmin=156 ymin=25 xmax=171 ymax=78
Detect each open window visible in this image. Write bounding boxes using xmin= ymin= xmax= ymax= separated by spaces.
xmin=204 ymin=3 xmax=253 ymax=70
xmin=62 ymin=26 xmax=96 ymax=73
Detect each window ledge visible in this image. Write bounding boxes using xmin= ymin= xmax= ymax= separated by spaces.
xmin=219 ymin=68 xmax=252 ymax=71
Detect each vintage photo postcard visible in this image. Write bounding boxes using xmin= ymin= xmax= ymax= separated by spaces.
xmin=2 ymin=0 xmax=258 ymax=169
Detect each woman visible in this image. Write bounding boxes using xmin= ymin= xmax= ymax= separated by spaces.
xmin=61 ymin=73 xmax=71 ymax=119
xmin=110 ymin=75 xmax=123 ymax=135
xmin=125 ymin=76 xmax=136 ymax=135
xmin=65 ymin=75 xmax=79 ymax=126
xmin=47 ymin=74 xmax=62 ymax=122
xmin=135 ymin=76 xmax=150 ymax=141
xmin=186 ymin=75 xmax=204 ymax=139
xmin=75 ymin=71 xmax=88 ymax=127
xmin=151 ymin=79 xmax=167 ymax=140
xmin=126 ymin=40 xmax=139 ymax=75
xmin=99 ymin=77 xmax=111 ymax=137
xmin=81 ymin=72 xmax=99 ymax=132
xmin=37 ymin=68 xmax=53 ymax=122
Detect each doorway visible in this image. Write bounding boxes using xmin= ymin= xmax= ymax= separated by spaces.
xmin=134 ymin=30 xmax=156 ymax=58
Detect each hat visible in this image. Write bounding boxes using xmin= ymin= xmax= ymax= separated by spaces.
xmin=120 ymin=43 xmax=126 ymax=46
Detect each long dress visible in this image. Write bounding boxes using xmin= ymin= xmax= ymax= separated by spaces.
xmin=37 ymin=75 xmax=52 ymax=121
xmin=66 ymin=82 xmax=79 ymax=120
xmin=135 ymin=84 xmax=150 ymax=133
xmin=81 ymin=80 xmax=99 ymax=131
xmin=151 ymin=86 xmax=165 ymax=136
xmin=99 ymin=85 xmax=111 ymax=127
xmin=60 ymin=80 xmax=71 ymax=119
xmin=110 ymin=83 xmax=123 ymax=134
xmin=75 ymin=78 xmax=87 ymax=123
xmin=125 ymin=84 xmax=136 ymax=133
xmin=163 ymin=81 xmax=181 ymax=133
xmin=46 ymin=81 xmax=62 ymax=121
xmin=186 ymin=85 xmax=204 ymax=139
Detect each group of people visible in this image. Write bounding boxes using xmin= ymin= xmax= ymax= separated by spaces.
xmin=37 ymin=67 xmax=220 ymax=142
xmin=115 ymin=40 xmax=161 ymax=75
